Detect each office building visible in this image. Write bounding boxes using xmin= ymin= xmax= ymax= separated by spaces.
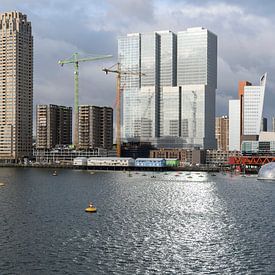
xmin=78 ymin=105 xmax=113 ymax=150
xmin=177 ymin=27 xmax=217 ymax=149
xmin=215 ymin=116 xmax=229 ymax=151
xmin=36 ymin=104 xmax=72 ymax=149
xmin=161 ymin=86 xmax=181 ymax=137
xmin=229 ymin=100 xmax=240 ymax=151
xmin=119 ymin=27 xmax=217 ymax=150
xmin=0 ymin=12 xmax=33 ymax=161
xmin=243 ymin=73 xmax=267 ymax=139
xmin=238 ymin=81 xmax=252 ymax=142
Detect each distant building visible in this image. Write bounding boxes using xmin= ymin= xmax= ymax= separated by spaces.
xmin=229 ymin=73 xmax=267 ymax=151
xmin=78 ymin=105 xmax=113 ymax=150
xmin=260 ymin=117 xmax=267 ymax=132
xmin=36 ymin=104 xmax=72 ymax=149
xmin=272 ymin=117 xmax=275 ymax=132
xmin=0 ymin=12 xmax=33 ymax=162
xmin=215 ymin=116 xmax=229 ymax=151
xmin=243 ymin=73 xmax=267 ymax=139
xmin=229 ymin=100 xmax=241 ymax=151
xmin=238 ymin=81 xmax=252 ymax=143
xmin=119 ymin=27 xmax=217 ymax=149
xmin=121 ymin=141 xmax=154 ymax=158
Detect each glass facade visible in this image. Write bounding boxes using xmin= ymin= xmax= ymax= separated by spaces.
xmin=162 ymin=86 xmax=181 ymax=136
xmin=177 ymin=28 xmax=217 ymax=149
xmin=119 ymin=27 xmax=217 ymax=149
xmin=140 ymin=86 xmax=157 ymax=139
xmin=177 ymin=27 xmax=217 ymax=88
xmin=118 ymin=33 xmax=141 ymax=139
xmin=180 ymin=85 xmax=205 ymax=148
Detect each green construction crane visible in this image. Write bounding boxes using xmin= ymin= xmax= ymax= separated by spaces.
xmin=58 ymin=52 xmax=112 ymax=147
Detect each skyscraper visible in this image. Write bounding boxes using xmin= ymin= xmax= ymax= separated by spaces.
xmin=119 ymin=27 xmax=217 ymax=149
xmin=78 ymin=105 xmax=113 ymax=150
xmin=0 ymin=12 xmax=33 ymax=162
xmin=177 ymin=27 xmax=217 ymax=149
xmin=243 ymin=73 xmax=267 ymax=138
xmin=36 ymin=105 xmax=72 ymax=149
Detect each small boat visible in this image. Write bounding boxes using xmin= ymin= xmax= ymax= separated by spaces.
xmin=187 ymin=176 xmax=193 ymax=179
xmin=85 ymin=202 xmax=97 ymax=213
xmin=0 ymin=182 xmax=5 ymax=187
xmin=90 ymin=171 xmax=95 ymax=175
xmin=52 ymin=171 xmax=57 ymax=176
xmin=211 ymin=174 xmax=216 ymax=177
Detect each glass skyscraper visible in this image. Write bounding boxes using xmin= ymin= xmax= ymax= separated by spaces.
xmin=177 ymin=27 xmax=217 ymax=149
xmin=118 ymin=27 xmax=217 ymax=149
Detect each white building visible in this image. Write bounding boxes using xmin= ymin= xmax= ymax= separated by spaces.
xmin=243 ymin=73 xmax=267 ymax=136
xmin=229 ymin=100 xmax=241 ymax=151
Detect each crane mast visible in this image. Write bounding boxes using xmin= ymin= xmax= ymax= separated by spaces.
xmin=103 ymin=63 xmax=145 ymax=157
xmin=58 ymin=52 xmax=112 ymax=147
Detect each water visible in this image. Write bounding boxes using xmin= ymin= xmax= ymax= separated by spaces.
xmin=0 ymin=168 xmax=274 ymax=274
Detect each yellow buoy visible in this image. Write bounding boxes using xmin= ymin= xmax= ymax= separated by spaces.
xmin=85 ymin=207 xmax=97 ymax=213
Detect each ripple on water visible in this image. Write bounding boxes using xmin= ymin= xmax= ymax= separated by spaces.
xmin=0 ymin=169 xmax=274 ymax=274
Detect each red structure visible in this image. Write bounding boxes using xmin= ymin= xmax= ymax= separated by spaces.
xmin=229 ymin=156 xmax=275 ymax=166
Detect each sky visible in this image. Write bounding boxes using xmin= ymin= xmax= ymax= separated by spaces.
xmin=1 ymin=0 xmax=275 ymax=129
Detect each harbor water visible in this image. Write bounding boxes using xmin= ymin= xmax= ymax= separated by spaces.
xmin=0 ymin=168 xmax=274 ymax=274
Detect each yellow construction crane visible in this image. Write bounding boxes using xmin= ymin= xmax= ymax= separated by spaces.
xmin=58 ymin=52 xmax=112 ymax=147
xmin=102 ymin=63 xmax=145 ymax=157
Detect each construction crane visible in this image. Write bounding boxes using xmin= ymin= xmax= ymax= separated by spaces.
xmin=102 ymin=63 xmax=145 ymax=157
xmin=58 ymin=52 xmax=112 ymax=147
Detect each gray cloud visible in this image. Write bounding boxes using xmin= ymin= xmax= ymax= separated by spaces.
xmin=1 ymin=0 xmax=274 ymax=130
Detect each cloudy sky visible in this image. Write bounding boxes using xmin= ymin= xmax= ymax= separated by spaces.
xmin=1 ymin=0 xmax=275 ymax=128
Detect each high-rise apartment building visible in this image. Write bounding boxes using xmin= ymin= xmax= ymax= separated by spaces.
xmin=36 ymin=105 xmax=72 ymax=149
xmin=215 ymin=116 xmax=229 ymax=151
xmin=119 ymin=27 xmax=217 ymax=149
xmin=229 ymin=100 xmax=241 ymax=151
xmin=0 ymin=12 xmax=33 ymax=161
xmin=78 ymin=105 xmax=113 ymax=150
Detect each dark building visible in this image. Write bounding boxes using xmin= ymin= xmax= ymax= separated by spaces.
xmin=121 ymin=142 xmax=154 ymax=158
xmin=36 ymin=104 xmax=72 ymax=149
xmin=78 ymin=105 xmax=113 ymax=150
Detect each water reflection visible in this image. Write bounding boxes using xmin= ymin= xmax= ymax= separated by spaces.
xmin=0 ymin=169 xmax=273 ymax=274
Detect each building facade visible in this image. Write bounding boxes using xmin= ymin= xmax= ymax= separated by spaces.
xmin=272 ymin=117 xmax=275 ymax=132
xmin=78 ymin=105 xmax=113 ymax=150
xmin=215 ymin=116 xmax=229 ymax=151
xmin=243 ymin=73 xmax=267 ymax=137
xmin=0 ymin=12 xmax=33 ymax=161
xmin=229 ymin=100 xmax=240 ymax=151
xmin=36 ymin=104 xmax=72 ymax=149
xmin=177 ymin=27 xmax=217 ymax=149
xmin=119 ymin=27 xmax=217 ymax=149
